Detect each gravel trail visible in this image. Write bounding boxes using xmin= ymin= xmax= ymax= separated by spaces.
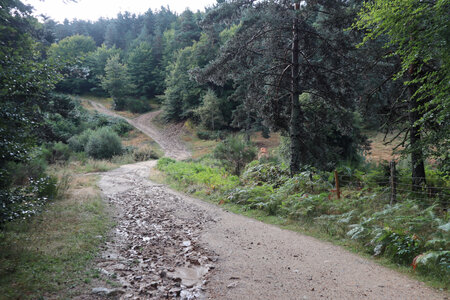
xmin=86 ymin=101 xmax=446 ymax=299
xmin=88 ymin=101 xmax=190 ymax=160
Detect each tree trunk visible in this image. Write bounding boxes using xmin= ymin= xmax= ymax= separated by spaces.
xmin=290 ymin=5 xmax=304 ymax=176
xmin=407 ymin=65 xmax=426 ymax=191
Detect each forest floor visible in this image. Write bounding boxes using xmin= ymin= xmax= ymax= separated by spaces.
xmin=78 ymin=100 xmax=446 ymax=299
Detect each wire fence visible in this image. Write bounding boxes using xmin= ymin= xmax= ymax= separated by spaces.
xmin=331 ymin=168 xmax=449 ymax=208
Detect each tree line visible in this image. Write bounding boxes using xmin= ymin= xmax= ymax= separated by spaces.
xmin=1 ymin=0 xmax=448 ymax=195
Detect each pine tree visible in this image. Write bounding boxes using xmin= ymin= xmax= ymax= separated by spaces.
xmin=197 ymin=0 xmax=369 ymax=173
xmin=100 ymin=54 xmax=134 ymax=110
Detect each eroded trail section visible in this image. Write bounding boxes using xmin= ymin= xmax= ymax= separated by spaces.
xmin=88 ymin=100 xmax=190 ymax=160
xmin=90 ymin=161 xmax=215 ymax=299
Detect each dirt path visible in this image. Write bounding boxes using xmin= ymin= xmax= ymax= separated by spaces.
xmin=86 ymin=101 xmax=446 ymax=299
xmin=88 ymin=101 xmax=190 ymax=160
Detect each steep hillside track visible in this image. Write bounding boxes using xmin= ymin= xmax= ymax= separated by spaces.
xmin=83 ymin=100 xmax=446 ymax=299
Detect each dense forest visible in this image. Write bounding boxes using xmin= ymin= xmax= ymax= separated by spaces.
xmin=32 ymin=0 xmax=448 ymax=175
xmin=1 ymin=0 xmax=449 ymax=295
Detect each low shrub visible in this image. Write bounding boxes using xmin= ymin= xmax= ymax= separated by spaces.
xmin=196 ymin=131 xmax=225 ymax=140
xmin=226 ymin=185 xmax=273 ymax=208
xmin=45 ymin=113 xmax=78 ymax=142
xmin=49 ymin=142 xmax=72 ymax=163
xmin=126 ymin=98 xmax=151 ymax=113
xmin=133 ymin=146 xmax=160 ymax=161
xmin=241 ymin=161 xmax=289 ymax=187
xmin=0 ymin=176 xmax=57 ymax=224
xmin=213 ymin=135 xmax=257 ymax=175
xmin=108 ymin=118 xmax=133 ymax=136
xmin=156 ymin=158 xmax=239 ymax=193
xmin=157 ymin=157 xmax=176 ymax=168
xmin=85 ymin=127 xmax=122 ymax=159
xmin=5 ymin=155 xmax=48 ymax=186
xmin=197 ymin=131 xmax=214 ymax=140
xmin=68 ymin=129 xmax=94 ymax=152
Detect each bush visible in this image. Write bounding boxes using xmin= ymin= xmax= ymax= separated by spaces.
xmin=213 ymin=135 xmax=257 ymax=175
xmin=156 ymin=158 xmax=239 ymax=193
xmin=85 ymin=127 xmax=122 ymax=159
xmin=157 ymin=157 xmax=176 ymax=168
xmin=38 ymin=142 xmax=72 ymax=164
xmin=126 ymin=98 xmax=151 ymax=113
xmin=226 ymin=185 xmax=273 ymax=208
xmin=197 ymin=131 xmax=214 ymax=140
xmin=241 ymin=162 xmax=290 ymax=187
xmin=68 ymin=129 xmax=94 ymax=152
xmin=50 ymin=142 xmax=72 ymax=163
xmin=5 ymin=158 xmax=48 ymax=187
xmin=133 ymin=146 xmax=160 ymax=161
xmin=0 ymin=176 xmax=57 ymax=224
xmin=45 ymin=113 xmax=78 ymax=142
xmin=197 ymin=131 xmax=225 ymax=140
xmin=108 ymin=118 xmax=133 ymax=136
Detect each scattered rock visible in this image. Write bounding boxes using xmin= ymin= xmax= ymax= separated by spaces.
xmin=92 ymin=287 xmax=124 ymax=296
xmin=227 ymin=282 xmax=238 ymax=289
xmin=85 ymin=165 xmax=216 ymax=299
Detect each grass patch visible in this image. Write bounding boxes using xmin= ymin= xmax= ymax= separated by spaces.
xmin=250 ymin=131 xmax=281 ymax=154
xmin=123 ymin=129 xmax=163 ymax=156
xmin=182 ymin=135 xmax=220 ymax=159
xmin=79 ymin=95 xmax=139 ymax=119
xmin=0 ymin=167 xmax=113 ymax=299
xmin=363 ymin=130 xmax=403 ymax=162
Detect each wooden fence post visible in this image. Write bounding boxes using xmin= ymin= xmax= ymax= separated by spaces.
xmin=390 ymin=160 xmax=397 ymax=205
xmin=334 ymin=170 xmax=340 ymax=199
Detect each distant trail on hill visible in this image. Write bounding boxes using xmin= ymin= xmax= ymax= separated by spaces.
xmin=88 ymin=100 xmax=190 ymax=160
xmin=82 ymin=99 xmax=446 ymax=300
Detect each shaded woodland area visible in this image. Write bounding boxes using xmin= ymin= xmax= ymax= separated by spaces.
xmin=1 ymin=0 xmax=449 ymax=295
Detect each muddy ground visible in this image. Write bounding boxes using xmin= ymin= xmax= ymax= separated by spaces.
xmin=80 ymin=102 xmax=446 ymax=299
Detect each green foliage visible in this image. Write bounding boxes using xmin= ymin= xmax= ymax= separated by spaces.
xmin=45 ymin=113 xmax=78 ymax=142
xmin=48 ymin=35 xmax=97 ymax=94
xmin=163 ymin=45 xmax=203 ymax=121
xmin=107 ymin=117 xmax=133 ymax=135
xmin=156 ymin=158 xmax=239 ymax=194
xmin=0 ymin=176 xmax=57 ymax=224
xmin=196 ymin=130 xmax=224 ymax=140
xmin=133 ymin=146 xmax=160 ymax=161
xmin=125 ymin=98 xmax=151 ymax=113
xmin=241 ymin=161 xmax=289 ymax=188
xmin=376 ymin=227 xmax=424 ymax=265
xmin=85 ymin=127 xmax=123 ymax=159
xmin=86 ymin=44 xmax=122 ymax=95
xmin=68 ymin=129 xmax=94 ymax=152
xmin=195 ymin=90 xmax=226 ymax=130
xmin=41 ymin=142 xmax=72 ymax=164
xmin=275 ymin=94 xmax=368 ymax=171
xmin=213 ymin=135 xmax=257 ymax=175
xmin=48 ymin=34 xmax=96 ymax=63
xmin=355 ymin=0 xmax=450 ymax=173
xmin=100 ymin=54 xmax=135 ymax=110
xmin=127 ymin=41 xmax=162 ymax=98
xmin=226 ymin=185 xmax=274 ymax=208
xmin=415 ymin=251 xmax=450 ymax=281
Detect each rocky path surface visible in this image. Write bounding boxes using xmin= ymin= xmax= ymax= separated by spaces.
xmin=85 ymin=101 xmax=446 ymax=299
